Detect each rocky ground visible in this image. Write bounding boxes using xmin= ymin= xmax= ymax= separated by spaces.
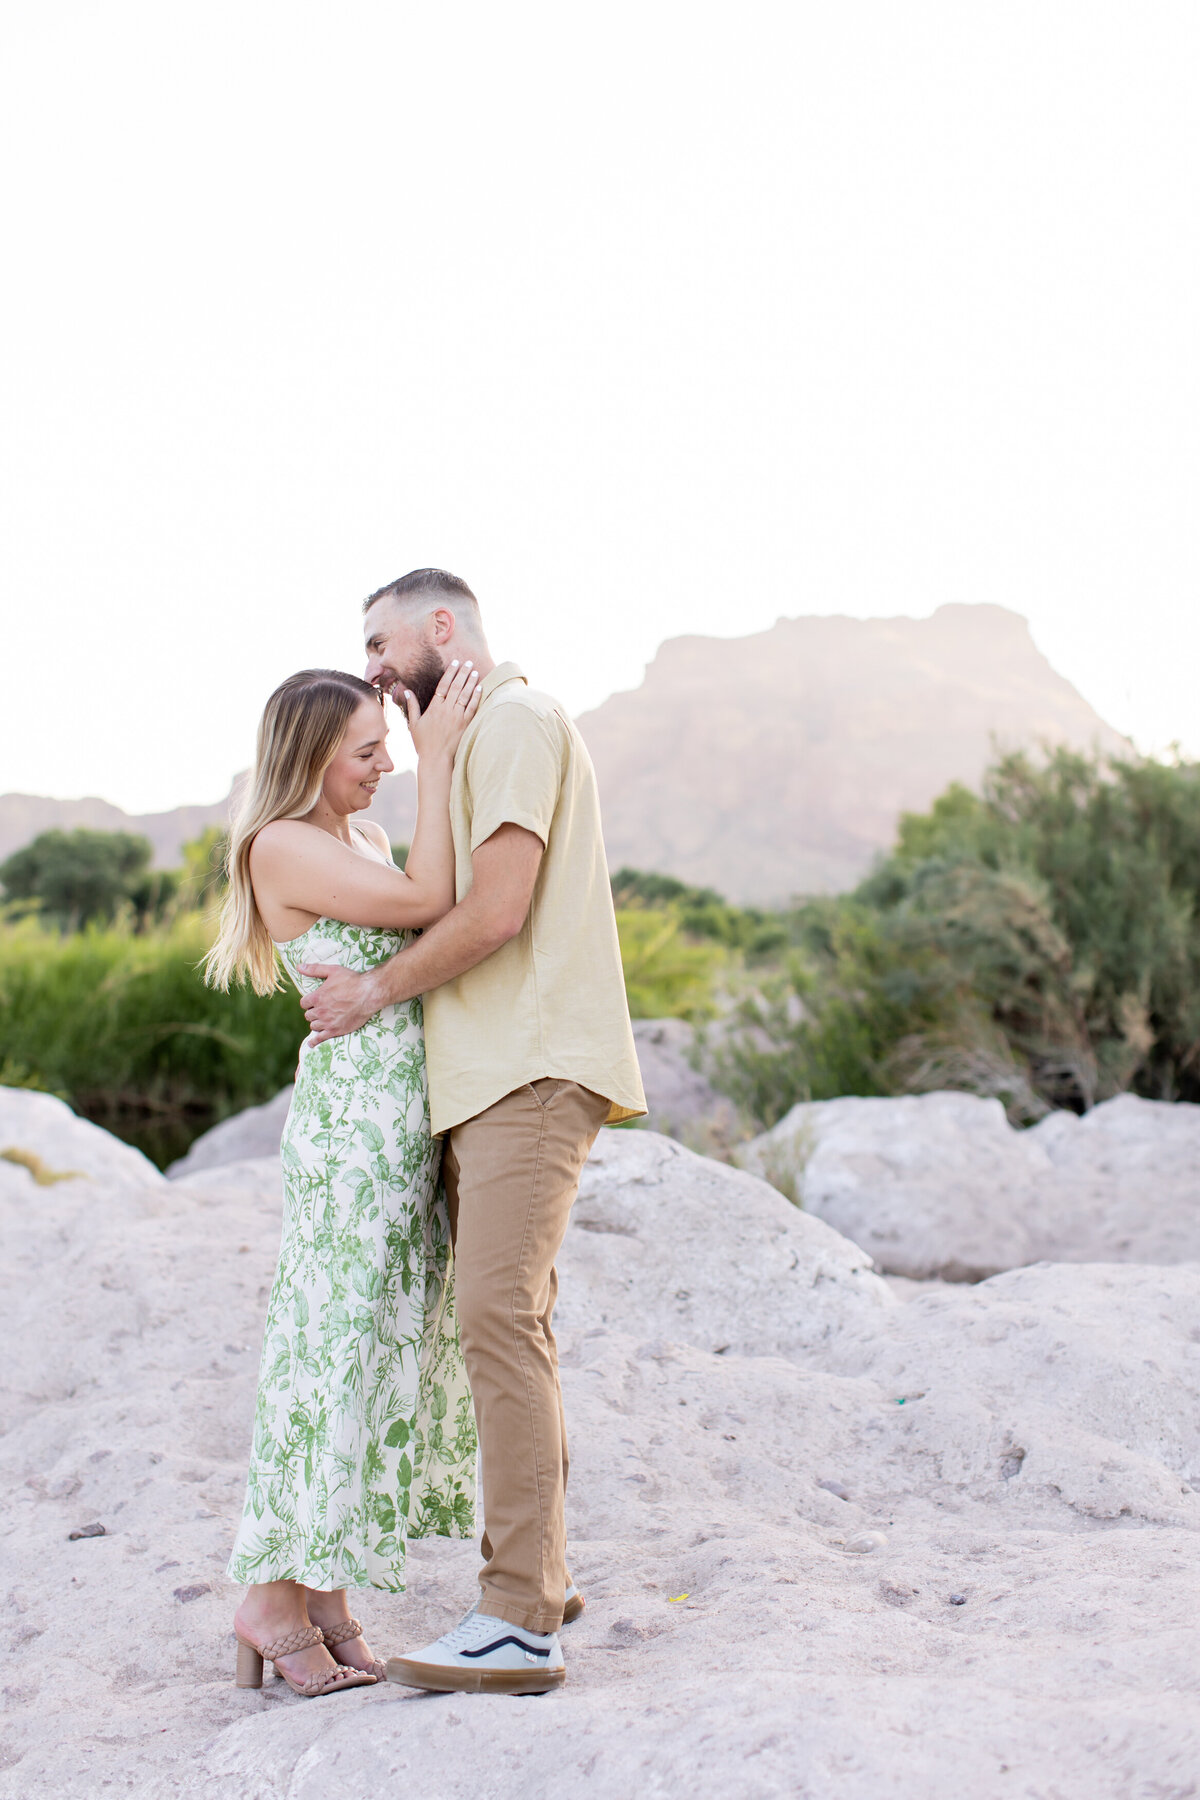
xmin=1 ymin=1088 xmax=1198 ymax=1799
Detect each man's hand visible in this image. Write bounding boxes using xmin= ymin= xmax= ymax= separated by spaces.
xmin=297 ymin=963 xmax=385 ymax=1046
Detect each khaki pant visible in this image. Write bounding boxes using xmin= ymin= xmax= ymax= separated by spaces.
xmin=442 ymin=1078 xmax=609 ymax=1634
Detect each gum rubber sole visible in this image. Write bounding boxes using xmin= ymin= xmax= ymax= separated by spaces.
xmin=562 ymin=1593 xmax=585 ymax=1625
xmin=386 ymin=1657 xmax=566 ymax=1695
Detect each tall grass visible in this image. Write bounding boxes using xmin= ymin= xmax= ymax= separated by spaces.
xmin=0 ymin=913 xmax=306 ymax=1125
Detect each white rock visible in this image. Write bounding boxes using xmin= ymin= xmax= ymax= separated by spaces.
xmin=558 ymin=1128 xmax=896 ymax=1359
xmin=167 ymin=1086 xmax=294 ymax=1177
xmin=0 ymin=1085 xmax=163 ymax=1189
xmin=739 ymin=1090 xmax=1200 ymax=1278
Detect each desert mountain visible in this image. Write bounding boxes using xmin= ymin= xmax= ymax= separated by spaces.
xmin=0 ymin=774 xmax=419 ymax=870
xmin=0 ymin=605 xmax=1125 ymax=899
xmin=577 ymin=603 xmax=1128 ymax=902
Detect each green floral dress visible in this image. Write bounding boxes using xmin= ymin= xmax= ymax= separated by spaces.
xmin=228 ymin=912 xmax=476 ymax=1592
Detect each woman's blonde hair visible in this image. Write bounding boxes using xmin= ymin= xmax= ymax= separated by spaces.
xmin=204 ymin=669 xmax=383 ymax=995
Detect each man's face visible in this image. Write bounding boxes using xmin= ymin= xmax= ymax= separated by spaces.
xmin=364 ymin=600 xmax=446 ymax=716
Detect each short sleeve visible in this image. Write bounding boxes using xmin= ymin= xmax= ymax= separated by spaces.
xmin=466 ymin=702 xmax=565 ymax=853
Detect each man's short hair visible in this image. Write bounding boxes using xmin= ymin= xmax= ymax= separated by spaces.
xmin=363 ymin=568 xmax=478 ymax=616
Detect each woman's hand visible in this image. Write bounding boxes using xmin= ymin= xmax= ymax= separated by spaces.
xmin=402 ymin=660 xmax=482 ymax=761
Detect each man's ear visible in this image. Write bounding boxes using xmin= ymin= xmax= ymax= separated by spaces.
xmin=429 ymin=607 xmax=456 ymax=645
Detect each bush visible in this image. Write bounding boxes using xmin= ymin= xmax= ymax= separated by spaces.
xmin=716 ymin=748 xmax=1200 ymax=1128
xmin=616 ymin=907 xmax=724 ymax=1019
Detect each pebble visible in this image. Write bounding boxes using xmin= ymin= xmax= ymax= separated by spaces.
xmin=818 ymin=1479 xmax=851 ymax=1500
xmin=845 ymin=1531 xmax=888 ymax=1554
xmin=948 ymin=1593 xmax=968 ymax=1606
xmin=67 ymin=1522 xmax=106 ymax=1541
xmin=173 ymin=1582 xmax=214 ymax=1604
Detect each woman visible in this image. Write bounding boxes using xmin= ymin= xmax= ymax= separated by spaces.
xmin=205 ymin=658 xmax=481 ymax=1698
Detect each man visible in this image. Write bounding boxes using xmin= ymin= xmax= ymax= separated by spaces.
xmin=299 ymin=567 xmax=645 ymax=1694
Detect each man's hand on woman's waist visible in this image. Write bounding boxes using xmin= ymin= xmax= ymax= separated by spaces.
xmin=298 ymin=961 xmax=400 ymax=1045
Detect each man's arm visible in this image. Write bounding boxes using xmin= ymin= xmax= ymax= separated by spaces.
xmin=299 ymin=823 xmax=544 ymax=1045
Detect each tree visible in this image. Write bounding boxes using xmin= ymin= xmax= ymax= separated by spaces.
xmin=0 ymin=828 xmax=162 ymax=928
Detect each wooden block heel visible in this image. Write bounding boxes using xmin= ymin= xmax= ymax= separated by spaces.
xmin=232 ymin=1624 xmax=375 ymax=1698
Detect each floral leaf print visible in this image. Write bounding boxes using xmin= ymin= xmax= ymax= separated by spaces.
xmin=228 ymin=914 xmax=475 ymax=1591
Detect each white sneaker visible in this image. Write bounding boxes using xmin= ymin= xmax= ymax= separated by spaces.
xmin=386 ymin=1611 xmax=566 ymax=1695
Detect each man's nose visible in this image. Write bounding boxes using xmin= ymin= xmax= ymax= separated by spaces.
xmin=364 ymin=654 xmax=383 ymax=685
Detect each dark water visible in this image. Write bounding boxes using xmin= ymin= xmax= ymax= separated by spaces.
xmin=77 ymin=1103 xmax=220 ymax=1172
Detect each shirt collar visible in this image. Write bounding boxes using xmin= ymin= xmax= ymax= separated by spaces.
xmin=480 ymin=661 xmax=527 ymax=702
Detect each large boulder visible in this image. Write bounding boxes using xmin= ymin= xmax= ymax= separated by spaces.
xmin=738 ymin=1090 xmax=1200 ymax=1278
xmin=0 ymin=1085 xmax=163 ymax=1192
xmin=558 ymin=1127 xmax=895 ymax=1358
xmin=167 ymin=1086 xmax=294 ymax=1178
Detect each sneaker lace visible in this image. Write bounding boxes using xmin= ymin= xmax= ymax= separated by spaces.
xmin=439 ymin=1608 xmax=493 ymax=1653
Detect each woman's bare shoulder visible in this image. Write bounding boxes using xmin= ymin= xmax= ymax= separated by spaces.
xmin=249 ymin=819 xmax=327 ymax=866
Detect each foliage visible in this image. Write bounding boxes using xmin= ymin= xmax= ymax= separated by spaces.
xmin=715 ymin=748 xmax=1200 ymax=1128
xmin=615 ymin=907 xmax=724 ymax=1020
xmin=0 ymin=913 xmax=306 ymax=1128
xmin=0 ymin=827 xmax=179 ymax=929
xmin=611 ymin=866 xmax=787 ymax=959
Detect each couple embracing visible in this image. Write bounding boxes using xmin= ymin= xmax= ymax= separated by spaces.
xmin=207 ymin=568 xmax=645 ymax=1698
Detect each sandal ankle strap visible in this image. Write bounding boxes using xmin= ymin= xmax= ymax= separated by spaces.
xmin=320 ymin=1618 xmax=364 ymax=1648
xmin=259 ymin=1623 xmax=325 ymax=1660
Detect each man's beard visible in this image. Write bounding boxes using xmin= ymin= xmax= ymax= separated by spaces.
xmin=397 ymin=647 xmax=446 ymax=717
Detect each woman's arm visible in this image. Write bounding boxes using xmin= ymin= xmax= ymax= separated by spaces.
xmin=250 ymin=819 xmax=449 ymax=930
xmin=394 ymin=735 xmax=458 ymax=918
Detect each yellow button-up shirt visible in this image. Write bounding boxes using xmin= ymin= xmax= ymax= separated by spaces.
xmin=421 ymin=663 xmax=647 ymax=1137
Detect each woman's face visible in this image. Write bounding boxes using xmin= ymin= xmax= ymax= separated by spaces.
xmin=322 ymin=698 xmax=394 ymax=815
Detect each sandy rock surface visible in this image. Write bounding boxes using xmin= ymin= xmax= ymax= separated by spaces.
xmin=740 ymin=1090 xmax=1200 ymax=1278
xmin=1 ymin=1089 xmax=1198 ymax=1799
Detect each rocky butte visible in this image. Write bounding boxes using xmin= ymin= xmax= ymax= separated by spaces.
xmin=578 ymin=603 xmax=1128 ymax=902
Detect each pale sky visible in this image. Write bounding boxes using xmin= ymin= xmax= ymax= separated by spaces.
xmin=1 ymin=1 xmax=1197 ymax=813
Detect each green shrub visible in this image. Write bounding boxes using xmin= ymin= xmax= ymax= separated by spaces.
xmin=616 ymin=907 xmax=724 ymax=1019
xmin=716 ymin=747 xmax=1200 ymax=1128
xmin=0 ymin=913 xmax=306 ymax=1122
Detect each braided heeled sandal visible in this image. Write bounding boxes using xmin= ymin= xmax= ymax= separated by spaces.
xmin=234 ymin=1623 xmax=377 ymax=1696
xmin=319 ymin=1617 xmax=387 ymax=1682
